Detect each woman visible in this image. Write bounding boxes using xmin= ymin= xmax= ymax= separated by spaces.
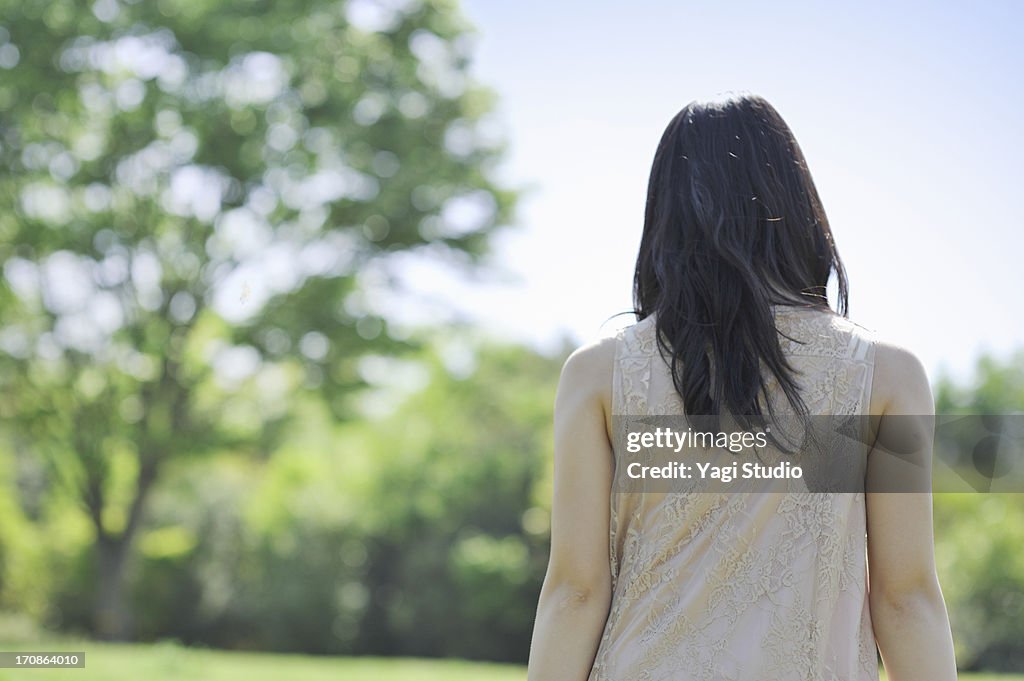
xmin=526 ymin=94 xmax=957 ymax=680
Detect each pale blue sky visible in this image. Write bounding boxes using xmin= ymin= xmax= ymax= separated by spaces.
xmin=394 ymin=0 xmax=1024 ymax=383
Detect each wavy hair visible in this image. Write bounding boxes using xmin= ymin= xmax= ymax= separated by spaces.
xmin=633 ymin=94 xmax=848 ymax=426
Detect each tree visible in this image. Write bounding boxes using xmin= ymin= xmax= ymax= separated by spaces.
xmin=933 ymin=351 xmax=1024 ymax=671
xmin=0 ymin=0 xmax=516 ymax=639
xmin=345 ymin=333 xmax=565 ymax=660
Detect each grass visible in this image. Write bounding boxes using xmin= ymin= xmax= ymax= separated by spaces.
xmin=0 ymin=640 xmax=1019 ymax=680
xmin=0 ymin=640 xmax=525 ymax=681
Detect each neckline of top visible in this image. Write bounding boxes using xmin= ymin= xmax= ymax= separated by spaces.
xmin=643 ymin=304 xmax=835 ymax=324
xmin=770 ymin=303 xmax=834 ymax=315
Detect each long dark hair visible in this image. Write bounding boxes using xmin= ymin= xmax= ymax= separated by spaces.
xmin=633 ymin=94 xmax=848 ymax=425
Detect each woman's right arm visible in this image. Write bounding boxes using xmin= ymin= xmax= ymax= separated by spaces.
xmin=866 ymin=342 xmax=957 ymax=681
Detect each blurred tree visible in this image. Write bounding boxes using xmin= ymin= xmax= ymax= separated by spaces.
xmin=933 ymin=351 xmax=1024 ymax=671
xmin=935 ymin=351 xmax=1024 ymax=416
xmin=346 ymin=334 xmax=563 ymax=660
xmin=0 ymin=0 xmax=516 ymax=639
xmin=101 ymin=331 xmax=564 ymax=661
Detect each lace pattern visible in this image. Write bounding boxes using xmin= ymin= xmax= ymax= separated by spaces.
xmin=589 ymin=306 xmax=880 ymax=681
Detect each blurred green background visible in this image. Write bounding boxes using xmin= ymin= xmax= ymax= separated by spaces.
xmin=0 ymin=0 xmax=1021 ymax=677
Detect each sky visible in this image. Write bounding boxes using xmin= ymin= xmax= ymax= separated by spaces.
xmin=391 ymin=0 xmax=1024 ymax=383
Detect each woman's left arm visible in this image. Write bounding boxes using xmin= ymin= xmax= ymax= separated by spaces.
xmin=526 ymin=338 xmax=615 ymax=681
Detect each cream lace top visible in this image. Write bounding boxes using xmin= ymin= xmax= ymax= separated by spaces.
xmin=588 ymin=305 xmax=880 ymax=681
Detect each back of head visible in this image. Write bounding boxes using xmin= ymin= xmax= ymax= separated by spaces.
xmin=633 ymin=93 xmax=848 ymax=424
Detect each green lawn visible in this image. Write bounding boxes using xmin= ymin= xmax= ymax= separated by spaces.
xmin=0 ymin=640 xmax=1018 ymax=681
xmin=0 ymin=640 xmax=523 ymax=681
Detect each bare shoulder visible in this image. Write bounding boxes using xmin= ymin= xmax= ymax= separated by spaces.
xmin=560 ymin=334 xmax=617 ymax=393
xmin=870 ymin=338 xmax=934 ymax=416
xmin=558 ymin=334 xmax=617 ymax=424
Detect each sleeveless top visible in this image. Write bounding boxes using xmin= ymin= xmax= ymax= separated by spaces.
xmin=588 ymin=305 xmax=880 ymax=681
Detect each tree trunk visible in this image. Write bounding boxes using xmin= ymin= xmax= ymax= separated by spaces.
xmin=90 ymin=457 xmax=157 ymax=640
xmin=93 ymin=535 xmax=132 ymax=640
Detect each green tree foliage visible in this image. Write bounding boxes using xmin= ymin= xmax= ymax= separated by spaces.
xmin=933 ymin=351 xmax=1024 ymax=672
xmin=0 ymin=0 xmax=516 ymax=640
xmin=51 ymin=334 xmax=563 ymax=661
xmin=346 ymin=337 xmax=561 ymax=660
